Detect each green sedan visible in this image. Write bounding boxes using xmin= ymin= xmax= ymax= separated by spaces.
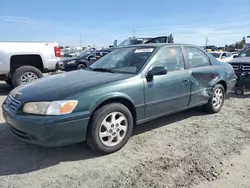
xmin=2 ymin=44 xmax=236 ymax=154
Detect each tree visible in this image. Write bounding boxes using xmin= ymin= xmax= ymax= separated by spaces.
xmin=225 ymin=36 xmax=246 ymax=50
xmin=82 ymin=47 xmax=86 ymax=51
xmin=168 ymin=34 xmax=174 ymax=43
xmin=238 ymin=37 xmax=246 ymax=49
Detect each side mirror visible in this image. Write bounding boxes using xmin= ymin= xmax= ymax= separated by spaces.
xmin=233 ymin=55 xmax=238 ymax=58
xmin=146 ymin=66 xmax=167 ymax=79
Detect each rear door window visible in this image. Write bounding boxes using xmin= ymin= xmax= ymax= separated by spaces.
xmin=183 ymin=47 xmax=211 ymax=68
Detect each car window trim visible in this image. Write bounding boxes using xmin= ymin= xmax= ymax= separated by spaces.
xmin=182 ymin=46 xmax=212 ymax=69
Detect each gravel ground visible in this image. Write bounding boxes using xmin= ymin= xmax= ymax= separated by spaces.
xmin=0 ymin=82 xmax=250 ymax=188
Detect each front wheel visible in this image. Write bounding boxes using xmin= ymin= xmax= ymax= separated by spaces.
xmin=235 ymin=87 xmax=244 ymax=95
xmin=204 ymin=84 xmax=225 ymax=114
xmin=86 ymin=103 xmax=134 ymax=154
xmin=77 ymin=63 xmax=87 ymax=70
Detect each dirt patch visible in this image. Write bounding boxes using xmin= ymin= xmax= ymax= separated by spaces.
xmin=0 ymin=93 xmax=250 ymax=188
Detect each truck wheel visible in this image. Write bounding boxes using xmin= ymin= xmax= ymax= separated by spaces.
xmin=203 ymin=84 xmax=225 ymax=114
xmin=12 ymin=66 xmax=43 ymax=87
xmin=86 ymin=103 xmax=134 ymax=154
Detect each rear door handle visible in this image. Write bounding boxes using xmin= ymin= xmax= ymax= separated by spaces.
xmin=183 ymin=79 xmax=189 ymax=83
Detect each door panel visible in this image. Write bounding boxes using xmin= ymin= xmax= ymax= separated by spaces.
xmin=189 ymin=66 xmax=220 ymax=105
xmin=144 ymin=70 xmax=191 ymax=118
xmin=182 ymin=46 xmax=219 ymax=105
xmin=143 ymin=46 xmax=191 ymax=119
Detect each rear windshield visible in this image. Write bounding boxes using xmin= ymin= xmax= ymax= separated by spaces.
xmin=210 ymin=53 xmax=221 ymax=58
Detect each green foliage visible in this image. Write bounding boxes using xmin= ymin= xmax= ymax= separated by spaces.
xmin=225 ymin=36 xmax=246 ymax=51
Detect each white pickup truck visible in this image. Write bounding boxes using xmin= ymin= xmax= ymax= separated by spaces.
xmin=0 ymin=41 xmax=62 ymax=87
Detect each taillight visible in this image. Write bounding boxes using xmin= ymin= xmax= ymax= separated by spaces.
xmin=54 ymin=46 xmax=61 ymax=57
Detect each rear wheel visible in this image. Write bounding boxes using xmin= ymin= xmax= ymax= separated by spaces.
xmin=204 ymin=84 xmax=225 ymax=113
xmin=86 ymin=103 xmax=134 ymax=154
xmin=12 ymin=66 xmax=43 ymax=87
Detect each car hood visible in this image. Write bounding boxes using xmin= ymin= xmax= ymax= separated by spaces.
xmin=10 ymin=70 xmax=132 ymax=102
xmin=229 ymin=57 xmax=250 ymax=64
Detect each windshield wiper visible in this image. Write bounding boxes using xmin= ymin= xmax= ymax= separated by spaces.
xmin=91 ymin=68 xmax=115 ymax=73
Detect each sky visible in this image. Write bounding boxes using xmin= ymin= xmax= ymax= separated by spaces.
xmin=1 ymin=0 xmax=250 ymax=47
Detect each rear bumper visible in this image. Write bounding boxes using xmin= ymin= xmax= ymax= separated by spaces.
xmin=2 ymin=105 xmax=90 ymax=147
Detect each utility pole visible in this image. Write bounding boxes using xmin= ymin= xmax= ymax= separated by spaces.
xmin=80 ymin=34 xmax=82 ymax=48
xmin=133 ymin=28 xmax=135 ymax=37
xmin=205 ymin=37 xmax=208 ymax=47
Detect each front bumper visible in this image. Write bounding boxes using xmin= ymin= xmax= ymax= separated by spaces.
xmin=2 ymin=105 xmax=90 ymax=147
xmin=227 ymin=77 xmax=237 ymax=92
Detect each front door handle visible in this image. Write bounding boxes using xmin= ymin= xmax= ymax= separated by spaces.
xmin=183 ymin=79 xmax=189 ymax=83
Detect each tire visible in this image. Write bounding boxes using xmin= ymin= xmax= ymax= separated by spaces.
xmin=12 ymin=66 xmax=43 ymax=87
xmin=77 ymin=63 xmax=87 ymax=70
xmin=86 ymin=103 xmax=134 ymax=154
xmin=235 ymin=87 xmax=244 ymax=95
xmin=203 ymin=84 xmax=225 ymax=114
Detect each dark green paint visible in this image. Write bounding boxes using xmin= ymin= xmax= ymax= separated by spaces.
xmin=2 ymin=44 xmax=237 ymax=147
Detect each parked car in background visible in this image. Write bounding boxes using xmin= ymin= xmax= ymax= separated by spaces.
xmin=60 ymin=48 xmax=115 ymax=71
xmin=2 ymin=43 xmax=236 ymax=154
xmin=110 ymin=36 xmax=169 ymax=48
xmin=228 ymin=46 xmax=250 ymax=95
xmin=209 ymin=51 xmax=233 ymax=62
xmin=0 ymin=41 xmax=61 ymax=87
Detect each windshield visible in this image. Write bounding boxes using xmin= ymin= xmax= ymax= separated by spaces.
xmin=118 ymin=38 xmax=144 ymax=47
xmin=210 ymin=53 xmax=221 ymax=58
xmin=89 ymin=47 xmax=156 ymax=74
xmin=238 ymin=48 xmax=250 ymax=57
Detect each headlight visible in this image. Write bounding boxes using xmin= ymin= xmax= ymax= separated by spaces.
xmin=23 ymin=100 xmax=78 ymax=115
xmin=66 ymin=60 xmax=76 ymax=64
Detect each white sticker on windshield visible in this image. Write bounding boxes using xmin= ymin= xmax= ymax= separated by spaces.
xmin=134 ymin=48 xmax=154 ymax=53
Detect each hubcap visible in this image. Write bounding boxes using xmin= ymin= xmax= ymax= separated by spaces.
xmin=20 ymin=72 xmax=38 ymax=83
xmin=99 ymin=112 xmax=128 ymax=147
xmin=78 ymin=64 xmax=86 ymax=70
xmin=212 ymin=88 xmax=223 ymax=109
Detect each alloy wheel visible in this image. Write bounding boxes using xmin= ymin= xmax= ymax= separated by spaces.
xmin=212 ymin=88 xmax=223 ymax=109
xmin=99 ymin=112 xmax=128 ymax=147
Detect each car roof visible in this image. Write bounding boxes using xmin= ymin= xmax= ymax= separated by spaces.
xmin=116 ymin=43 xmax=201 ymax=49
